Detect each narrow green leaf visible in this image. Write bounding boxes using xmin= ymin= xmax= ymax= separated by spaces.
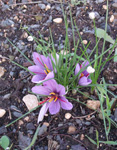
xmin=99 ymin=141 xmax=117 ymax=145
xmin=114 ymin=48 xmax=117 ymax=62
xmin=85 ymin=135 xmax=97 ymax=145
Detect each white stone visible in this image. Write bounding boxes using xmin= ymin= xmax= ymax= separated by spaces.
xmin=89 ymin=12 xmax=95 ymax=19
xmin=23 ymin=94 xmax=38 ymax=110
xmin=110 ymin=15 xmax=114 ymax=22
xmin=86 ymin=66 xmax=95 ymax=73
xmin=82 ymin=40 xmax=88 ymax=45
xmin=0 ymin=109 xmax=6 ymax=118
xmin=53 ymin=18 xmax=62 ymax=23
xmin=0 ymin=66 xmax=5 ymax=77
xmin=65 ymin=113 xmax=72 ymax=119
xmin=27 ymin=36 xmax=33 ymax=41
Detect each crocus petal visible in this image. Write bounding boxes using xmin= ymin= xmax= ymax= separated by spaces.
xmin=75 ymin=63 xmax=80 ymax=75
xmin=82 ymin=61 xmax=89 ymax=76
xmin=49 ymin=100 xmax=60 ymax=114
xmin=43 ymin=79 xmax=58 ymax=93
xmin=38 ymin=102 xmax=50 ymax=123
xmin=59 ymin=97 xmax=73 ymax=110
xmin=28 ymin=65 xmax=45 ymax=75
xmin=32 ymin=75 xmax=45 ymax=83
xmin=79 ymin=76 xmax=92 ymax=86
xmin=43 ymin=72 xmax=54 ymax=85
xmin=33 ymin=52 xmax=48 ymax=69
xmin=32 ymin=85 xmax=50 ymax=95
xmin=57 ymin=84 xmax=66 ymax=96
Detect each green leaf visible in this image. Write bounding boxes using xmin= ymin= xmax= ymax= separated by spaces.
xmin=114 ymin=48 xmax=117 ymax=62
xmin=85 ymin=135 xmax=97 ymax=145
xmin=99 ymin=141 xmax=117 ymax=145
xmin=96 ymin=28 xmax=115 ymax=44
xmin=0 ymin=136 xmax=10 ymax=149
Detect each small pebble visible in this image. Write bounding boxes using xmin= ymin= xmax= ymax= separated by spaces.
xmin=103 ymin=5 xmax=107 ymax=10
xmin=86 ymin=100 xmax=100 ymax=110
xmin=67 ymin=126 xmax=76 ymax=134
xmin=0 ymin=109 xmax=6 ymax=118
xmin=83 ymin=92 xmax=90 ymax=100
xmin=43 ymin=122 xmax=49 ymax=127
xmin=45 ymin=5 xmax=51 ymax=11
xmin=82 ymin=40 xmax=88 ymax=45
xmin=3 ymin=93 xmax=11 ymax=99
xmin=85 ymin=121 xmax=91 ymax=126
xmin=80 ymin=134 xmax=84 ymax=140
xmin=65 ymin=113 xmax=72 ymax=119
xmin=53 ymin=18 xmax=62 ymax=24
xmin=38 ymin=124 xmax=47 ymax=136
xmin=38 ymin=4 xmax=46 ymax=9
xmin=13 ymin=112 xmax=23 ymax=118
xmin=0 ymin=66 xmax=5 ymax=77
xmin=26 ymin=123 xmax=35 ymax=130
xmin=27 ymin=36 xmax=33 ymax=41
xmin=112 ymin=3 xmax=117 ymax=8
xmin=89 ymin=12 xmax=95 ymax=19
xmin=110 ymin=15 xmax=114 ymax=22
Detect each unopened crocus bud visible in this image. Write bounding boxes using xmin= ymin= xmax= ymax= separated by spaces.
xmin=89 ymin=12 xmax=95 ymax=20
xmin=86 ymin=66 xmax=95 ymax=73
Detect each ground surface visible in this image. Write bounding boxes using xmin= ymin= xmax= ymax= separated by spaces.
xmin=0 ymin=0 xmax=117 ymax=150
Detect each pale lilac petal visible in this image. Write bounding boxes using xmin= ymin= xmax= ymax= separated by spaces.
xmin=43 ymin=79 xmax=58 ymax=93
xmin=33 ymin=52 xmax=47 ymax=69
xmin=79 ymin=76 xmax=92 ymax=86
xmin=38 ymin=102 xmax=50 ymax=123
xmin=49 ymin=100 xmax=60 ymax=114
xmin=28 ymin=65 xmax=45 ymax=75
xmin=32 ymin=75 xmax=45 ymax=83
xmin=57 ymin=84 xmax=65 ymax=96
xmin=75 ymin=63 xmax=80 ymax=75
xmin=43 ymin=72 xmax=54 ymax=85
xmin=32 ymin=85 xmax=50 ymax=95
xmin=82 ymin=61 xmax=89 ymax=76
xmin=59 ymin=97 xmax=73 ymax=110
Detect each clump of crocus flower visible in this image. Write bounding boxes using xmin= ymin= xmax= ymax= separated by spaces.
xmin=75 ymin=61 xmax=92 ymax=86
xmin=28 ymin=52 xmax=54 ymax=83
xmin=28 ymin=52 xmax=94 ymax=123
xmin=32 ymin=72 xmax=73 ymax=123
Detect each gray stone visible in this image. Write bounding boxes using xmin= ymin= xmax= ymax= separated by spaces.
xmin=2 ymin=5 xmax=10 ymax=11
xmin=18 ymin=132 xmax=31 ymax=150
xmin=98 ymin=17 xmax=105 ymax=23
xmin=1 ymin=19 xmax=14 ymax=27
xmin=13 ymin=112 xmax=23 ymax=118
xmin=114 ymin=108 xmax=117 ymax=122
xmin=30 ymin=24 xmax=40 ymax=29
xmin=71 ymin=144 xmax=86 ymax=150
xmin=94 ymin=11 xmax=100 ymax=19
xmin=27 ymin=130 xmax=34 ymax=135
xmin=112 ymin=3 xmax=117 ymax=8
xmin=38 ymin=124 xmax=47 ymax=136
xmin=89 ymin=126 xmax=94 ymax=134
xmin=38 ymin=4 xmax=46 ymax=9
xmin=0 ymin=126 xmax=7 ymax=134
xmin=3 ymin=93 xmax=11 ymax=99
xmin=26 ymin=123 xmax=35 ymax=130
xmin=96 ymin=0 xmax=104 ymax=3
xmin=85 ymin=121 xmax=91 ymax=126
xmin=100 ymin=23 xmax=111 ymax=33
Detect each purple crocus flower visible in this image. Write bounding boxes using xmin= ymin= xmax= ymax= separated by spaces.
xmin=28 ymin=52 xmax=58 ymax=83
xmin=75 ymin=61 xmax=92 ymax=86
xmin=32 ymin=72 xmax=73 ymax=123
